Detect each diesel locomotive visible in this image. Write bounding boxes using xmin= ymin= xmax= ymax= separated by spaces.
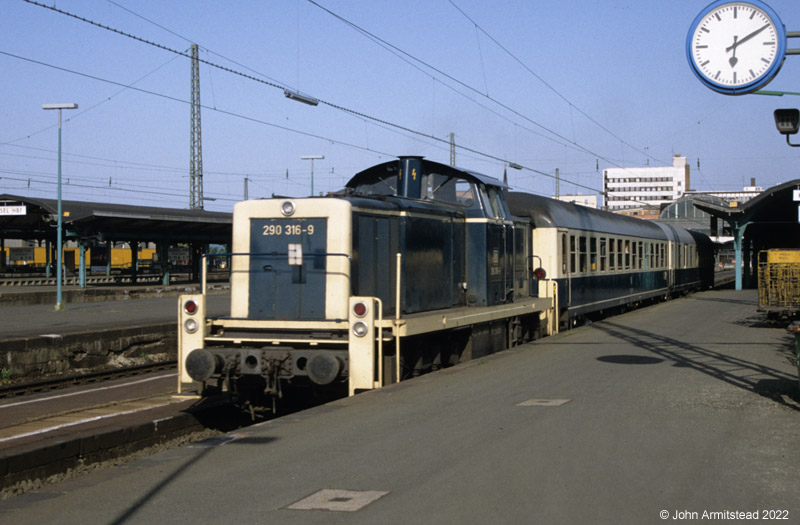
xmin=178 ymin=157 xmax=714 ymax=408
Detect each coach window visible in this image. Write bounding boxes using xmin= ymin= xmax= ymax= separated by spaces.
xmin=617 ymin=239 xmax=624 ymax=269
xmin=579 ymin=236 xmax=588 ymax=273
xmin=570 ymin=235 xmax=577 ymax=273
xmin=624 ymin=240 xmax=631 ymax=270
xmin=599 ymin=238 xmax=607 ymax=271
xmin=638 ymin=241 xmax=643 ymax=270
xmin=609 ymin=238 xmax=616 ymax=271
xmin=561 ymin=233 xmax=568 ymax=274
xmin=661 ymin=243 xmax=666 ymax=268
xmin=590 ymin=237 xmax=597 ymax=272
xmin=631 ymin=240 xmax=637 ymax=270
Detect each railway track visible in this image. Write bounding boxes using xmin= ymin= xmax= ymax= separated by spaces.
xmin=0 ymin=361 xmax=178 ymax=399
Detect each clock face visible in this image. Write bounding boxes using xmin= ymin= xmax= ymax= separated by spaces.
xmin=687 ymin=0 xmax=786 ymax=94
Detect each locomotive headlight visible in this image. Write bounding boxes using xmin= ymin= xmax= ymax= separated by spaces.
xmin=184 ymin=318 xmax=199 ymax=334
xmin=352 ymin=321 xmax=369 ymax=337
xmin=183 ymin=299 xmax=198 ymax=315
xmin=280 ymin=200 xmax=296 ymax=216
xmin=353 ymin=301 xmax=368 ymax=318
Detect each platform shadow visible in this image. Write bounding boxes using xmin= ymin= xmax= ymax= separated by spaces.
xmin=596 ymin=355 xmax=664 ymax=365
xmin=593 ymin=321 xmax=800 ymax=411
xmin=110 ymin=433 xmax=278 ymax=524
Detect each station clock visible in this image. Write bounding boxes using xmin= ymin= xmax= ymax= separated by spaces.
xmin=687 ymin=0 xmax=787 ymax=95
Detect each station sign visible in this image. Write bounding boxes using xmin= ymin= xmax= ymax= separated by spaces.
xmin=0 ymin=205 xmax=26 ymax=216
xmin=169 ymin=247 xmax=191 ymax=262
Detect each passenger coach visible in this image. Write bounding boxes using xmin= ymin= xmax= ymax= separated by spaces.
xmin=508 ymin=193 xmax=715 ymax=325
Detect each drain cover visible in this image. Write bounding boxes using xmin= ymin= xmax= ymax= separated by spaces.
xmin=287 ymin=489 xmax=389 ymax=512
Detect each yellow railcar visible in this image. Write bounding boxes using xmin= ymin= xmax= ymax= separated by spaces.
xmin=758 ymin=249 xmax=800 ymax=314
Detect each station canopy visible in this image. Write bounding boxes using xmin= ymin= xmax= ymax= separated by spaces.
xmin=0 ymin=194 xmax=231 ymax=245
xmin=692 ymin=179 xmax=800 ymax=251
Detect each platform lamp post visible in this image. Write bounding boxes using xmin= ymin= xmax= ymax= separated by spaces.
xmin=42 ymin=102 xmax=78 ymax=310
xmin=301 ymin=155 xmax=324 ymax=196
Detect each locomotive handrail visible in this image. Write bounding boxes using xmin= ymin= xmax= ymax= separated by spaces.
xmin=395 ymin=252 xmax=402 ymax=383
xmin=200 ymin=251 xmax=352 ymax=297
xmin=375 ymin=296 xmax=384 ymax=389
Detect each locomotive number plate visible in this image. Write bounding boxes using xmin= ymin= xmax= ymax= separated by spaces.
xmin=262 ymin=223 xmax=315 ymax=236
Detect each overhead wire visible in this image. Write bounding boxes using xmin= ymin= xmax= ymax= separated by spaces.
xmin=0 ymin=50 xmax=396 ymax=159
xmin=302 ymin=0 xmax=647 ymax=197
xmin=19 ymin=0 xmax=662 ymax=203
xmin=1 ymin=53 xmax=182 ymax=147
xmin=22 ymin=0 xmax=605 ymax=197
xmin=447 ymin=0 xmax=664 ymax=167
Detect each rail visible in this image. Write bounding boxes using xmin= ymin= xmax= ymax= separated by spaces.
xmin=0 ymin=361 xmax=177 ymax=398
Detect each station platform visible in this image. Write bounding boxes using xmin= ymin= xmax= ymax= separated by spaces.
xmin=0 ymin=282 xmax=230 ymax=383
xmin=1 ymin=288 xmax=798 ymax=522
xmin=0 ymin=284 xmax=229 ymax=341
xmin=0 ymin=278 xmax=228 ymax=308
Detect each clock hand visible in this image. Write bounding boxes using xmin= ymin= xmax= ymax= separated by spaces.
xmin=729 ymin=36 xmax=738 ymax=67
xmin=725 ymin=23 xmax=770 ymax=53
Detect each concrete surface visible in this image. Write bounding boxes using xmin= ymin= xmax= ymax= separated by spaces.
xmin=0 ymin=289 xmax=797 ymax=523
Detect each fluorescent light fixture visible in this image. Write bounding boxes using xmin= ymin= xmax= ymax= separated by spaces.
xmin=42 ymin=103 xmax=79 ymax=110
xmin=284 ymin=90 xmax=319 ymax=106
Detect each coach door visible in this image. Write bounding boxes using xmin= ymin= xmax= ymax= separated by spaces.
xmin=667 ymin=241 xmax=675 ymax=289
xmin=560 ymin=230 xmax=571 ymax=307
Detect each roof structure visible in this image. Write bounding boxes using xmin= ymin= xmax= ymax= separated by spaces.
xmin=692 ymin=179 xmax=800 ymax=289
xmin=0 ymin=194 xmax=232 ymax=245
xmin=693 ymin=179 xmax=800 ymax=248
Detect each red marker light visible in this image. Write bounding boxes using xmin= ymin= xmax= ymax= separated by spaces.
xmin=353 ymin=302 xmax=368 ymax=317
xmin=184 ymin=299 xmax=198 ymax=315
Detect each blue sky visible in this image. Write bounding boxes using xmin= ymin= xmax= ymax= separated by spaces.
xmin=3 ymin=0 xmax=800 ymax=212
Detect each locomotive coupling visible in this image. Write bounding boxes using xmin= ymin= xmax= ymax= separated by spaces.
xmin=185 ymin=349 xmax=225 ymax=382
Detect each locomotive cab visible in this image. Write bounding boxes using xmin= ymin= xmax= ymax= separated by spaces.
xmin=347 ymin=157 xmax=526 ymax=308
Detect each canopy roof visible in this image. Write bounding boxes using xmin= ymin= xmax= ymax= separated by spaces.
xmin=0 ymin=194 xmax=231 ymax=244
